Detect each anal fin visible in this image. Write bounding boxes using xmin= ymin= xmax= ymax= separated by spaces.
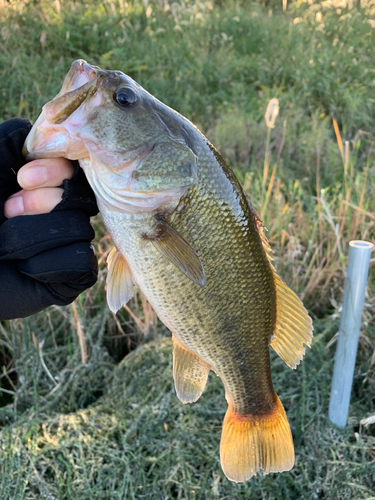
xmin=172 ymin=334 xmax=210 ymax=403
xmin=220 ymin=395 xmax=294 ymax=483
xmin=106 ymin=247 xmax=135 ymax=314
xmin=271 ymin=273 xmax=313 ymax=369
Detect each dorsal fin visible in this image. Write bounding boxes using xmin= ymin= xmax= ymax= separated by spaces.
xmin=270 ymin=273 xmax=313 ymax=369
xmin=246 ymin=197 xmax=274 ymax=262
xmin=245 ymin=196 xmax=313 ymax=368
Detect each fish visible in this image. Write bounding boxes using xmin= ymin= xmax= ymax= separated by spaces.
xmin=24 ymin=59 xmax=313 ymax=483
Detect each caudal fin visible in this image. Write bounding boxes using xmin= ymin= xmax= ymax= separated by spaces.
xmin=220 ymin=395 xmax=294 ymax=483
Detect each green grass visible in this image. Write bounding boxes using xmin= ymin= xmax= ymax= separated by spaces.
xmin=0 ymin=0 xmax=374 ymax=498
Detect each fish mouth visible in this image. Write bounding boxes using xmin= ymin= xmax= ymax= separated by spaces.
xmin=23 ymin=60 xmax=102 ymax=160
xmin=59 ymin=59 xmax=100 ymax=95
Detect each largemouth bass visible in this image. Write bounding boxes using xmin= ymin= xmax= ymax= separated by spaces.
xmin=25 ymin=60 xmax=313 ymax=483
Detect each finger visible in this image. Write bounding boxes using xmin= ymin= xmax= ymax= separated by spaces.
xmin=17 ymin=158 xmax=75 ymax=190
xmin=4 ymin=187 xmax=64 ymax=218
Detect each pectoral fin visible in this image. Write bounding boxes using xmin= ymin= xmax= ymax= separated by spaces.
xmin=172 ymin=334 xmax=210 ymax=403
xmin=106 ymin=247 xmax=135 ymax=313
xmin=147 ymin=220 xmax=206 ymax=287
xmin=270 ymin=273 xmax=313 ymax=369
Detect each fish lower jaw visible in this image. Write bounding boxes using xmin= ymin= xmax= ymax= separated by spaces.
xmin=25 ymin=112 xmax=88 ymax=160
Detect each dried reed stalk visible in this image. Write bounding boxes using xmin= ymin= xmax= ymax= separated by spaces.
xmin=72 ymin=301 xmax=88 ymax=364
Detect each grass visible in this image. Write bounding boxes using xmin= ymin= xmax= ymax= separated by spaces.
xmin=0 ymin=0 xmax=374 ymax=498
xmin=0 ymin=332 xmax=374 ymax=499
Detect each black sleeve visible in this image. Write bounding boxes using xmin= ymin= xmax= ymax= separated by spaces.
xmin=0 ymin=118 xmax=100 ymax=320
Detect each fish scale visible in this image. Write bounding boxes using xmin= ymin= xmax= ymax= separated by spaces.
xmin=25 ymin=59 xmax=313 ymax=482
xmin=102 ymin=131 xmax=276 ymax=416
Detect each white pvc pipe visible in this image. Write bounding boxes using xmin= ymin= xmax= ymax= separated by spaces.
xmin=329 ymin=240 xmax=374 ymax=427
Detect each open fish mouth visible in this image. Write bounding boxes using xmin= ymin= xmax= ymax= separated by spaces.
xmin=23 ymin=60 xmax=102 ymax=160
xmin=58 ymin=59 xmax=99 ymax=95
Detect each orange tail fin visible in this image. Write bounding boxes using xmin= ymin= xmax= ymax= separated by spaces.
xmin=220 ymin=395 xmax=294 ymax=483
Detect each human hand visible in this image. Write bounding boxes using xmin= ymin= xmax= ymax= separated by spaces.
xmin=0 ymin=118 xmax=99 ymax=320
xmin=4 ymin=157 xmax=75 ymax=217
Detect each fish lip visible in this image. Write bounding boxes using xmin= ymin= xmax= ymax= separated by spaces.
xmin=24 ymin=150 xmax=61 ymax=161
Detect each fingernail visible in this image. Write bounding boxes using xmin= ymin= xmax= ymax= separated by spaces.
xmin=4 ymin=196 xmax=24 ymax=218
xmin=19 ymin=166 xmax=48 ymax=188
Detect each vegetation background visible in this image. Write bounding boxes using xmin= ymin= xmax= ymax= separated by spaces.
xmin=0 ymin=0 xmax=374 ymax=498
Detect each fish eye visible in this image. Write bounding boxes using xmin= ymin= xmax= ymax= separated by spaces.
xmin=113 ymin=87 xmax=138 ymax=108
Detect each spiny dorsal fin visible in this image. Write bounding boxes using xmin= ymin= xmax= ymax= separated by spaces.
xmin=270 ymin=273 xmax=313 ymax=369
xmin=106 ymin=247 xmax=135 ymax=313
xmin=246 ymin=197 xmax=274 ymax=262
xmin=172 ymin=334 xmax=210 ymax=404
xmin=147 ymin=220 xmax=206 ymax=287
